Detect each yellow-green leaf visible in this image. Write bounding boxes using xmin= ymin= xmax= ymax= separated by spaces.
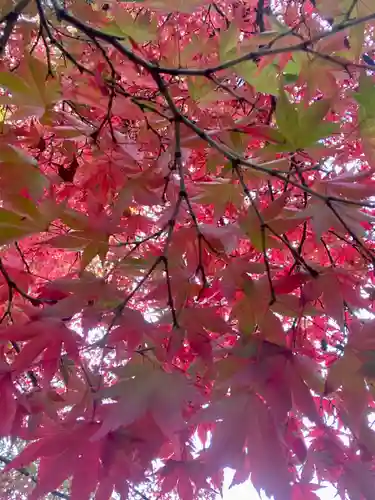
xmin=235 ymin=61 xmax=279 ymax=96
xmin=349 ymin=24 xmax=365 ymax=61
xmin=81 ymin=241 xmax=108 ymax=271
xmin=0 ymin=208 xmax=47 ymax=246
xmin=325 ymin=351 xmax=362 ymax=394
xmin=0 ymin=145 xmax=49 ymax=200
xmin=2 ymin=194 xmax=42 ymax=221
xmin=275 ymin=89 xmax=299 ymax=147
xmin=47 ymin=232 xmax=90 ymax=250
xmin=106 ymin=11 xmax=157 ymax=43
xmin=297 ymin=99 xmax=331 ymax=129
xmin=187 ymin=77 xmax=217 ymax=104
xmin=0 ymin=72 xmax=31 ymax=96
xmin=146 ymin=0 xmax=209 ymax=14
xmin=60 ymin=209 xmax=90 ymax=231
xmin=0 ymin=144 xmax=37 ymax=166
xmin=219 ymin=24 xmax=238 ymax=62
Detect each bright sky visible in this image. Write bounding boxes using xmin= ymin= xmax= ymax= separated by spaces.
xmin=222 ymin=471 xmax=269 ymax=500
xmin=221 ymin=469 xmax=337 ymax=499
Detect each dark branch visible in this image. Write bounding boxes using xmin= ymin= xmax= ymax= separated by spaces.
xmin=0 ymin=455 xmax=69 ymax=499
xmin=0 ymin=0 xmax=31 ymax=55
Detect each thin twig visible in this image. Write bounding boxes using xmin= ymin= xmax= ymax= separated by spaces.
xmin=0 ymin=0 xmax=31 ymax=55
xmin=0 ymin=258 xmax=51 ymax=306
xmin=233 ymin=161 xmax=276 ymax=304
xmin=0 ymin=455 xmax=69 ymax=499
xmin=48 ymin=2 xmax=375 ymax=77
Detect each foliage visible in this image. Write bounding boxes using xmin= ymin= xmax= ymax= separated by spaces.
xmin=0 ymin=0 xmax=375 ymax=499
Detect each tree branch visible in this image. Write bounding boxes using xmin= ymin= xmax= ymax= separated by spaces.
xmin=47 ymin=2 xmax=375 ymax=77
xmin=0 ymin=258 xmax=52 ymax=306
xmin=0 ymin=455 xmax=69 ymax=499
xmin=255 ymin=0 xmax=266 ymax=33
xmin=0 ymin=0 xmax=31 ymax=55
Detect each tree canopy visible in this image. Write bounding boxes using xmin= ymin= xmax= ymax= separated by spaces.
xmin=0 ymin=0 xmax=375 ymax=499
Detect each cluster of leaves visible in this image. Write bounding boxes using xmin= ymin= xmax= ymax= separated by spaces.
xmin=0 ymin=0 xmax=375 ymax=499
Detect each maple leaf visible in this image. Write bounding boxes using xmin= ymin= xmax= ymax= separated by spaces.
xmin=0 ymin=371 xmax=17 ymax=437
xmin=0 ymin=319 xmax=79 ymax=385
xmin=199 ymin=391 xmax=292 ymax=499
xmin=104 ymin=307 xmax=155 ymax=351
xmin=0 ymin=1 xmax=374 ymax=498
xmin=192 ymin=180 xmax=243 ymax=219
xmin=3 ymin=423 xmax=104 ymax=499
xmin=93 ymin=360 xmax=201 ymax=440
xmin=0 ymin=54 xmax=60 ymax=119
